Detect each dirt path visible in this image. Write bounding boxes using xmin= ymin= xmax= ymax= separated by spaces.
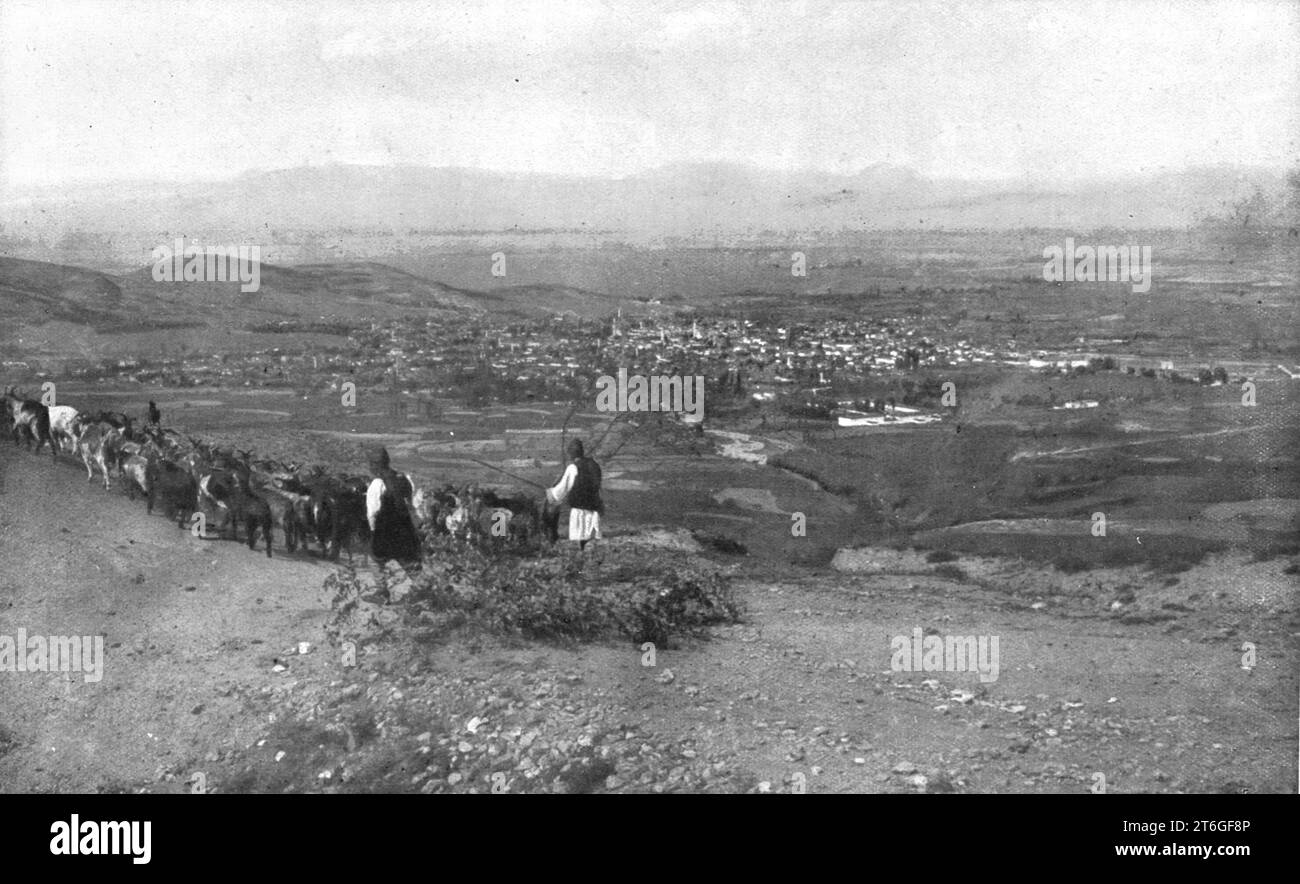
xmin=0 ymin=447 xmax=332 ymax=792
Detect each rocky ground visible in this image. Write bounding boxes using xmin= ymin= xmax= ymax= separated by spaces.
xmin=1 ymin=449 xmax=1296 ymax=794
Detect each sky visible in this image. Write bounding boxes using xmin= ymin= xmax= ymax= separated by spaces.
xmin=1 ymin=0 xmax=1297 ymax=189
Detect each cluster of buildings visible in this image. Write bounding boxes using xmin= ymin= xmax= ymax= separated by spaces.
xmin=52 ymin=310 xmax=1021 ymax=414
xmin=596 ymin=313 xmax=1009 ymax=393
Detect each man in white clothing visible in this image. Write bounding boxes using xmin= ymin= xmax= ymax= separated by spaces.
xmin=546 ymin=439 xmax=604 ymax=551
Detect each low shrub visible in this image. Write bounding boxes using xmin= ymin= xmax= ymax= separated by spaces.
xmin=326 ymin=543 xmax=744 ymax=648
xmin=931 ymin=563 xmax=967 ymax=581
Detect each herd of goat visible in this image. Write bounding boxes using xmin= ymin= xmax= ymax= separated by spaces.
xmin=1 ymin=385 xmax=552 ymax=561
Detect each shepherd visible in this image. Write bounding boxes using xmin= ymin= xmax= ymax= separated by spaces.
xmin=363 ymin=445 xmax=421 ymax=602
xmin=545 ymin=439 xmax=604 ymax=552
xmin=147 ymin=400 xmax=161 ymax=427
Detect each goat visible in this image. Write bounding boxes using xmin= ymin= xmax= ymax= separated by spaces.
xmin=412 ymin=483 xmax=459 ymax=533
xmin=47 ymin=405 xmax=81 ymax=457
xmin=243 ymin=464 xmax=304 ymax=554
xmin=72 ymin=420 xmax=114 ymax=489
xmin=88 ymin=411 xmax=135 ymax=441
xmin=146 ymin=456 xmax=198 ymax=529
xmin=121 ymin=453 xmax=150 ymax=501
xmin=477 ymin=488 xmax=542 ymax=545
xmin=258 ymin=485 xmax=304 ymax=554
xmin=199 ymin=469 xmax=274 ymax=557
xmin=96 ymin=427 xmax=132 ymax=483
xmin=306 ymin=475 xmax=370 ymax=561
xmin=2 ymin=386 xmax=53 ymax=457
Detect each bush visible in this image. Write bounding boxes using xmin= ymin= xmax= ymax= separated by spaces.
xmin=690 ymin=529 xmax=749 ymax=555
xmin=925 ymin=549 xmax=959 ymax=563
xmin=931 ymin=563 xmax=967 ymax=581
xmin=327 ymin=543 xmax=744 ymax=648
xmin=1053 ymin=554 xmax=1093 ymax=574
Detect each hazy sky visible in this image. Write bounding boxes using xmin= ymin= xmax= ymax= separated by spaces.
xmin=2 ymin=0 xmax=1296 ymax=188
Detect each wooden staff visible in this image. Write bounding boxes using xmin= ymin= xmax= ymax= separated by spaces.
xmin=464 ymin=457 xmax=549 ymax=491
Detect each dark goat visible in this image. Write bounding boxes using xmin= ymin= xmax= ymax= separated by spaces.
xmin=413 ymin=483 xmax=459 ymax=534
xmin=2 ymin=386 xmax=53 ymax=457
xmin=201 ymin=469 xmax=274 ymax=557
xmin=87 ymin=411 xmax=135 ymax=441
xmin=306 ymin=475 xmax=370 ymax=561
xmin=146 ymin=456 xmax=198 ymax=529
xmin=477 ymin=487 xmax=543 ymax=545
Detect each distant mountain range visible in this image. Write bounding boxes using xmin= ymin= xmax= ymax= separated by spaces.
xmin=3 ymin=162 xmax=1294 ymax=242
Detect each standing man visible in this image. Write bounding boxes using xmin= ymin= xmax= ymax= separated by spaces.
xmin=545 ymin=439 xmax=604 ymax=552
xmin=363 ymin=445 xmax=421 ymax=602
xmin=147 ymin=400 xmax=161 ymax=426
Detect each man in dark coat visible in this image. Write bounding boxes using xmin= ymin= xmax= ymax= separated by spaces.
xmin=362 ymin=446 xmax=421 ymax=602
